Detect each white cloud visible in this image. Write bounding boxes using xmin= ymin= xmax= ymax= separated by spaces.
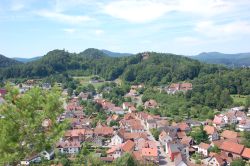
xmin=10 ymin=3 xmax=25 ymax=11
xmin=102 ymin=0 xmax=237 ymax=23
xmin=103 ymin=0 xmax=171 ymax=23
xmin=174 ymin=36 xmax=201 ymax=44
xmin=94 ymin=29 xmax=104 ymax=36
xmin=36 ymin=10 xmax=92 ymax=24
xmin=63 ymin=28 xmax=76 ymax=34
xmin=195 ymin=21 xmax=250 ymax=38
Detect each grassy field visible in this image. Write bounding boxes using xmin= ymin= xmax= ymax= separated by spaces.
xmin=73 ymin=76 xmax=107 ymax=89
xmin=231 ymin=95 xmax=247 ymax=105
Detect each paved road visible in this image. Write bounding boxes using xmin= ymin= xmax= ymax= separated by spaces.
xmin=138 ymin=118 xmax=174 ymax=166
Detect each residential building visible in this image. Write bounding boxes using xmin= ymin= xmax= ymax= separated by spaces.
xmin=197 ymin=142 xmax=210 ymax=156
xmin=56 ymin=141 xmax=81 ymax=154
xmin=219 ymin=141 xmax=244 ymax=158
xmin=204 ymin=125 xmax=219 ymax=141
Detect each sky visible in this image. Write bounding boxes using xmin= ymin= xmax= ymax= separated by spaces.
xmin=0 ymin=0 xmax=250 ymax=58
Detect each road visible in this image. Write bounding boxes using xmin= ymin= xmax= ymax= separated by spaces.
xmin=138 ymin=118 xmax=174 ymax=166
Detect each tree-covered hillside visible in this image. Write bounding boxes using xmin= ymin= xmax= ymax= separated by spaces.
xmin=0 ymin=49 xmax=223 ymax=83
xmin=1 ymin=48 xmax=250 ymax=99
xmin=0 ymin=54 xmax=21 ymax=68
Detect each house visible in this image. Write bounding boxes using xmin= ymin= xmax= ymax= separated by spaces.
xmin=42 ymin=83 xmax=51 ymax=90
xmin=197 ymin=142 xmax=210 ymax=156
xmin=94 ymin=125 xmax=114 ymax=137
xmin=40 ymin=150 xmax=54 ymax=160
xmin=219 ymin=141 xmax=244 ymax=158
xmin=122 ymin=102 xmax=134 ymax=110
xmin=166 ymin=83 xmax=192 ymax=94
xmin=134 ymin=139 xmax=157 ymax=151
xmin=21 ymin=154 xmax=42 ymax=165
xmin=109 ymin=106 xmax=124 ymax=115
xmin=93 ymin=135 xmax=105 ymax=146
xmin=204 ymin=125 xmax=219 ymax=141
xmin=78 ymin=92 xmax=90 ymax=100
xmin=125 ymin=89 xmax=139 ymax=97
xmin=121 ymin=140 xmax=135 ymax=153
xmin=144 ymin=99 xmax=158 ymax=109
xmin=107 ymin=145 xmax=122 ymax=159
xmin=107 ymin=140 xmax=135 ymax=159
xmin=56 ymin=141 xmax=81 ymax=154
xmin=242 ymin=147 xmax=250 ymax=160
xmin=64 ymin=129 xmax=86 ymax=142
xmin=225 ymin=109 xmax=247 ymax=124
xmin=141 ymin=147 xmax=159 ymax=164
xmin=174 ymin=152 xmax=187 ymax=166
xmin=213 ymin=114 xmax=228 ymax=128
xmin=167 ymin=144 xmax=181 ymax=161
xmin=166 ymin=142 xmax=189 ymax=161
xmin=100 ymin=157 xmax=114 ymax=163
xmin=137 ymin=112 xmax=150 ymax=123
xmin=220 ymin=130 xmax=238 ymax=140
xmin=206 ymin=154 xmax=227 ymax=166
xmin=0 ymin=88 xmax=6 ymax=97
xmin=156 ymin=119 xmax=169 ymax=129
xmin=128 ymin=106 xmax=137 ymax=113
xmin=175 ymin=122 xmax=191 ymax=132
xmin=146 ymin=119 xmax=157 ymax=129
xmin=110 ymin=133 xmax=124 ymax=146
xmin=120 ymin=119 xmax=144 ymax=133
xmin=159 ymin=131 xmax=173 ymax=145
xmin=0 ymin=97 xmax=5 ymax=105
xmin=181 ymin=136 xmax=194 ymax=147
xmin=237 ymin=119 xmax=250 ymax=131
xmin=107 ymin=114 xmax=119 ymax=126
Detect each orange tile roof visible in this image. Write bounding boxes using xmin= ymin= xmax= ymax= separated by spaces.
xmin=221 ymin=130 xmax=238 ymax=139
xmin=133 ymin=151 xmax=143 ymax=161
xmin=181 ymin=136 xmax=193 ymax=145
xmin=212 ymin=140 xmax=224 ymax=147
xmin=94 ymin=127 xmax=113 ymax=136
xmin=198 ymin=142 xmax=210 ymax=150
xmin=177 ymin=122 xmax=189 ymax=131
xmin=141 ymin=148 xmax=158 ymax=157
xmin=242 ymin=148 xmax=250 ymax=159
xmin=220 ymin=141 xmax=244 ymax=154
xmin=121 ymin=140 xmax=135 ymax=152
xmin=204 ymin=125 xmax=217 ymax=135
xmin=64 ymin=129 xmax=85 ymax=137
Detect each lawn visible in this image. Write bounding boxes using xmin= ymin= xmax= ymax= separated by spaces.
xmin=73 ymin=76 xmax=107 ymax=89
xmin=231 ymin=95 xmax=247 ymax=105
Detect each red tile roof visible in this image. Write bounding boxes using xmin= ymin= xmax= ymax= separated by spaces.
xmin=64 ymin=129 xmax=85 ymax=137
xmin=220 ymin=141 xmax=244 ymax=154
xmin=198 ymin=142 xmax=210 ymax=150
xmin=141 ymin=147 xmax=158 ymax=157
xmin=177 ymin=122 xmax=189 ymax=131
xmin=221 ymin=130 xmax=238 ymax=139
xmin=121 ymin=140 xmax=135 ymax=152
xmin=242 ymin=148 xmax=250 ymax=159
xmin=94 ymin=126 xmax=113 ymax=136
xmin=204 ymin=125 xmax=217 ymax=135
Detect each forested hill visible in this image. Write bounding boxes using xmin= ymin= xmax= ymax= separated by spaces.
xmin=191 ymin=52 xmax=250 ymax=67
xmin=0 ymin=54 xmax=22 ymax=67
xmin=0 ymin=48 xmax=224 ymax=84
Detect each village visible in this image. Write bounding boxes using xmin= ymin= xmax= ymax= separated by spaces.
xmin=1 ymin=80 xmax=250 ymax=166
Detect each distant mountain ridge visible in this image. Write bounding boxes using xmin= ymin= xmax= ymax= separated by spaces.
xmin=13 ymin=56 xmax=42 ymax=63
xmin=191 ymin=52 xmax=250 ymax=67
xmin=101 ymin=49 xmax=133 ymax=57
xmin=0 ymin=54 xmax=21 ymax=67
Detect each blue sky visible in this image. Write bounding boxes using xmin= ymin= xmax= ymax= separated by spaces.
xmin=0 ymin=0 xmax=250 ymax=58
